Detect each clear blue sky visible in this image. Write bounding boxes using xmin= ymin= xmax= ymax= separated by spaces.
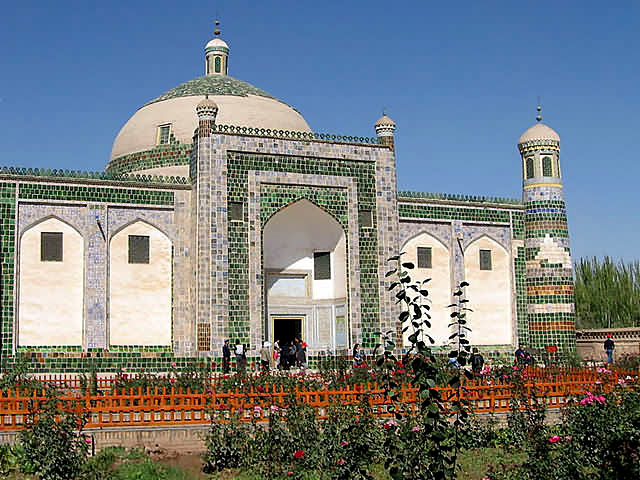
xmin=1 ymin=1 xmax=638 ymax=262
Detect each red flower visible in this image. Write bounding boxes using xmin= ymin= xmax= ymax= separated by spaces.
xmin=293 ymin=450 xmax=305 ymax=459
xmin=257 ymin=385 xmax=265 ymax=393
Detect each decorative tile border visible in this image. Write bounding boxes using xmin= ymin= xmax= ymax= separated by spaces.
xmin=246 ymin=172 xmax=361 ymax=351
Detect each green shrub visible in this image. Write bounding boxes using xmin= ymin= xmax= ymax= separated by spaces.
xmin=18 ymin=393 xmax=89 ymax=480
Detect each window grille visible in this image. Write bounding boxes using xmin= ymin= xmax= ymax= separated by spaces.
xmin=526 ymin=157 xmax=535 ymax=179
xmin=480 ymin=249 xmax=492 ymax=271
xmin=41 ymin=232 xmax=63 ymax=262
xmin=314 ymin=251 xmax=331 ymax=280
xmin=359 ymin=209 xmax=373 ymax=228
xmin=128 ymin=235 xmax=150 ymax=264
xmin=229 ymin=202 xmax=244 ymax=221
xmin=417 ymin=247 xmax=432 ymax=269
xmin=542 ymin=156 xmax=553 ymax=177
xmin=158 ymin=125 xmax=171 ymax=145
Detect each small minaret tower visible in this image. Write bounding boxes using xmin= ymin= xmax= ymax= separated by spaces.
xmin=518 ymin=106 xmax=576 ymax=353
xmin=375 ymin=112 xmax=396 ymax=150
xmin=196 ymin=95 xmax=218 ymax=136
xmin=205 ymin=20 xmax=229 ymax=75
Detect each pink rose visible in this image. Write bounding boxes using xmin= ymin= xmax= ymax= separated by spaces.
xmin=171 ymin=362 xmax=177 ymax=368
xmin=549 ymin=435 xmax=561 ymax=443
xmin=337 ymin=458 xmax=346 ymax=466
xmin=341 ymin=440 xmax=349 ymax=447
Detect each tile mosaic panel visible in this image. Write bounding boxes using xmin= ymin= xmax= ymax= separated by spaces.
xmin=18 ymin=183 xmax=174 ymax=206
xmin=0 ymin=183 xmax=16 ymax=358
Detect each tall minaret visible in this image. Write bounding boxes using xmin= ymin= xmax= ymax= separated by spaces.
xmin=518 ymin=106 xmax=576 ymax=353
xmin=205 ymin=20 xmax=229 ymax=75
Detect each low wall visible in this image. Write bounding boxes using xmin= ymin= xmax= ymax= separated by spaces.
xmin=0 ymin=425 xmax=209 ymax=453
xmin=576 ymin=327 xmax=640 ymax=361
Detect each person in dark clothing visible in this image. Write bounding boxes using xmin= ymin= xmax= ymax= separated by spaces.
xmin=288 ymin=341 xmax=297 ymax=369
xmin=296 ymin=338 xmax=307 ymax=370
xmin=514 ymin=345 xmax=527 ymax=364
xmin=470 ymin=347 xmax=485 ymax=374
xmin=604 ymin=335 xmax=615 ymax=364
xmin=280 ymin=342 xmax=290 ymax=370
xmin=292 ymin=339 xmax=300 ymax=368
xmin=352 ymin=343 xmax=363 ymax=366
xmin=222 ymin=339 xmax=231 ymax=374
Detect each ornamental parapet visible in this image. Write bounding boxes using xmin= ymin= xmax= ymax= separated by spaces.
xmin=0 ymin=166 xmax=189 ymax=185
xmin=398 ymin=190 xmax=523 ymax=207
xmin=198 ymin=124 xmax=384 ymax=146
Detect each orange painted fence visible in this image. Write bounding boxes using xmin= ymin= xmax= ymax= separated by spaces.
xmin=0 ymin=376 xmax=632 ymax=431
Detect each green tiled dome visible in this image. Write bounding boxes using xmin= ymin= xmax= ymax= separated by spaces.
xmin=146 ymin=75 xmax=277 ymax=106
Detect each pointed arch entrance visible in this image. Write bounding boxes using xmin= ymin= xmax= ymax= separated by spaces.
xmin=263 ymin=199 xmax=347 ymax=350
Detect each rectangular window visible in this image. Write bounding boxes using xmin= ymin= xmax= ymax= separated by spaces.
xmin=41 ymin=232 xmax=63 ymax=262
xmin=128 ymin=235 xmax=150 ymax=264
xmin=417 ymin=246 xmax=432 ymax=269
xmin=314 ymin=251 xmax=331 ymax=280
xmin=526 ymin=157 xmax=534 ymax=179
xmin=229 ymin=202 xmax=244 ymax=221
xmin=542 ymin=156 xmax=553 ymax=177
xmin=479 ymin=249 xmax=492 ymax=271
xmin=359 ymin=209 xmax=373 ymax=228
xmin=157 ymin=125 xmax=171 ymax=145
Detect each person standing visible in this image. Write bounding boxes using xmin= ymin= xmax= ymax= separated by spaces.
xmin=222 ymin=339 xmax=231 ymax=374
xmin=352 ymin=343 xmax=363 ymax=367
xmin=272 ymin=339 xmax=280 ymax=370
xmin=604 ymin=335 xmax=615 ymax=364
xmin=470 ymin=347 xmax=485 ymax=375
xmin=514 ymin=345 xmax=526 ymax=364
xmin=260 ymin=341 xmax=271 ymax=371
xmin=280 ymin=342 xmax=290 ymax=370
xmin=235 ymin=341 xmax=245 ymax=373
xmin=296 ymin=339 xmax=307 ymax=370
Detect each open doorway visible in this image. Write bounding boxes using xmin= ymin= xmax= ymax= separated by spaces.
xmin=273 ymin=316 xmax=303 ymax=346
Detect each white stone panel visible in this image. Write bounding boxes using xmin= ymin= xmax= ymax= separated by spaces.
xmin=109 ymin=221 xmax=172 ymax=346
xmin=400 ymin=232 xmax=451 ymax=346
xmin=19 ymin=218 xmax=84 ymax=346
xmin=464 ymin=236 xmax=513 ymax=345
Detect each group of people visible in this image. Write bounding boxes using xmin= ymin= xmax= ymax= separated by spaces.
xmin=271 ymin=338 xmax=308 ymax=370
xmin=221 ymin=337 xmax=308 ymax=373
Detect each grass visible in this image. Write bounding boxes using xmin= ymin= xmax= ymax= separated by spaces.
xmin=1 ymin=446 xmax=524 ymax=479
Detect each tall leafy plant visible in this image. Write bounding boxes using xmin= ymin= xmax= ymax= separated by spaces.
xmin=379 ymin=253 xmax=472 ymax=480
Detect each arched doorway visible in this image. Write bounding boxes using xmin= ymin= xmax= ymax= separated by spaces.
xmin=263 ymin=199 xmax=347 ymax=351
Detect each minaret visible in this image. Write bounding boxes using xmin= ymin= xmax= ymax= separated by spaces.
xmin=375 ymin=113 xmax=396 ymax=150
xmin=196 ymin=95 xmax=218 ymax=135
xmin=518 ymin=106 xmax=576 ymax=353
xmin=205 ymin=20 xmax=229 ymax=75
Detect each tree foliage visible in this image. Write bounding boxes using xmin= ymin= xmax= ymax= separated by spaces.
xmin=575 ymin=257 xmax=640 ymax=329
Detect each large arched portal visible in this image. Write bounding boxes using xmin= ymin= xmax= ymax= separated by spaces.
xmin=263 ymin=199 xmax=347 ymax=351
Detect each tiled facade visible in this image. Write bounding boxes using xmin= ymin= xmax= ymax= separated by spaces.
xmin=0 ymin=118 xmax=577 ymax=371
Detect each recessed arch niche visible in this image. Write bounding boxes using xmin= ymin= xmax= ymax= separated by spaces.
xmin=400 ymin=232 xmax=451 ymax=346
xmin=263 ymin=199 xmax=347 ymax=348
xmin=463 ymin=235 xmax=512 ymax=345
xmin=109 ymin=220 xmax=172 ymax=346
xmin=19 ymin=217 xmax=84 ymax=346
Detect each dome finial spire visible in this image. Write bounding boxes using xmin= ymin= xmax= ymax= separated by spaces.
xmin=536 ymin=97 xmax=542 ymax=122
xmin=205 ymin=20 xmax=229 ymax=76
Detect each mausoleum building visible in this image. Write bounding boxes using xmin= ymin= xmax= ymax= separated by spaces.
xmin=0 ymin=28 xmax=576 ymax=371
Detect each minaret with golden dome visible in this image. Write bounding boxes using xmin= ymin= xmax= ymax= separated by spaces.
xmin=205 ymin=20 xmax=229 ymax=75
xmin=518 ymin=106 xmax=576 ymax=353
